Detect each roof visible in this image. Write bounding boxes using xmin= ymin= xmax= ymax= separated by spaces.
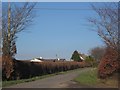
xmin=30 ymin=58 xmax=43 ymax=62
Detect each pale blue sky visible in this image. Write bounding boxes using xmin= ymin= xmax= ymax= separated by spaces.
xmin=3 ymin=2 xmax=110 ymax=60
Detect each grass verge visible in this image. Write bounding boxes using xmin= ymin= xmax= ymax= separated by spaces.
xmin=74 ymin=68 xmax=118 ymax=88
xmin=2 ymin=68 xmax=82 ymax=87
xmin=74 ymin=68 xmax=98 ymax=86
xmin=2 ymin=74 xmax=56 ymax=87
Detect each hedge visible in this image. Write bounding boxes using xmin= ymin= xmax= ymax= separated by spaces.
xmin=3 ymin=60 xmax=91 ymax=80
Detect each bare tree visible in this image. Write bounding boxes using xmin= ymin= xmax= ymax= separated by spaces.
xmin=0 ymin=3 xmax=2 ymax=55
xmin=89 ymin=3 xmax=118 ymax=50
xmin=2 ymin=2 xmax=36 ymax=80
xmin=89 ymin=46 xmax=106 ymax=61
xmin=89 ymin=3 xmax=119 ymax=78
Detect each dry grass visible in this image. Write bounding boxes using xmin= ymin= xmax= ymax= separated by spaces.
xmin=74 ymin=68 xmax=118 ymax=88
xmin=98 ymin=73 xmax=118 ymax=88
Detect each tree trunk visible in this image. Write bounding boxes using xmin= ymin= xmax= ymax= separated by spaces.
xmin=2 ymin=55 xmax=14 ymax=80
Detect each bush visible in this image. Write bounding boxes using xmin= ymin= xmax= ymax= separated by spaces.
xmin=85 ymin=56 xmax=96 ymax=67
xmin=98 ymin=48 xmax=119 ymax=79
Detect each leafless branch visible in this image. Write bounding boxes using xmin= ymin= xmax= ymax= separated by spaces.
xmin=89 ymin=3 xmax=118 ymax=50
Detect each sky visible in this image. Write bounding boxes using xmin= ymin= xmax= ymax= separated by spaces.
xmin=3 ymin=2 xmax=108 ymax=60
xmin=1 ymin=0 xmax=119 ymax=2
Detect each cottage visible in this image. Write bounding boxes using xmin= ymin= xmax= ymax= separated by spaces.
xmin=80 ymin=56 xmax=84 ymax=61
xmin=30 ymin=56 xmax=66 ymax=62
xmin=59 ymin=59 xmax=66 ymax=61
xmin=30 ymin=58 xmax=43 ymax=62
xmin=79 ymin=53 xmax=86 ymax=61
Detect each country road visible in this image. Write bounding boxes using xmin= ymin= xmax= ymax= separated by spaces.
xmin=6 ymin=68 xmax=92 ymax=88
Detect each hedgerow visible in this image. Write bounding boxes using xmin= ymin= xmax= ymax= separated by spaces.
xmin=3 ymin=60 xmax=91 ymax=80
xmin=3 ymin=60 xmax=90 ymax=80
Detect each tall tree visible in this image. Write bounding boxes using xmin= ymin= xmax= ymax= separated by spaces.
xmin=88 ymin=3 xmax=119 ymax=78
xmin=71 ymin=50 xmax=82 ymax=62
xmin=2 ymin=2 xmax=36 ymax=80
xmin=0 ymin=18 xmax=1 ymax=55
xmin=89 ymin=46 xmax=106 ymax=61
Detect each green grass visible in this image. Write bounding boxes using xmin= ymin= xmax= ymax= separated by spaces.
xmin=2 ymin=68 xmax=82 ymax=87
xmin=2 ymin=74 xmax=56 ymax=87
xmin=74 ymin=68 xmax=98 ymax=86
